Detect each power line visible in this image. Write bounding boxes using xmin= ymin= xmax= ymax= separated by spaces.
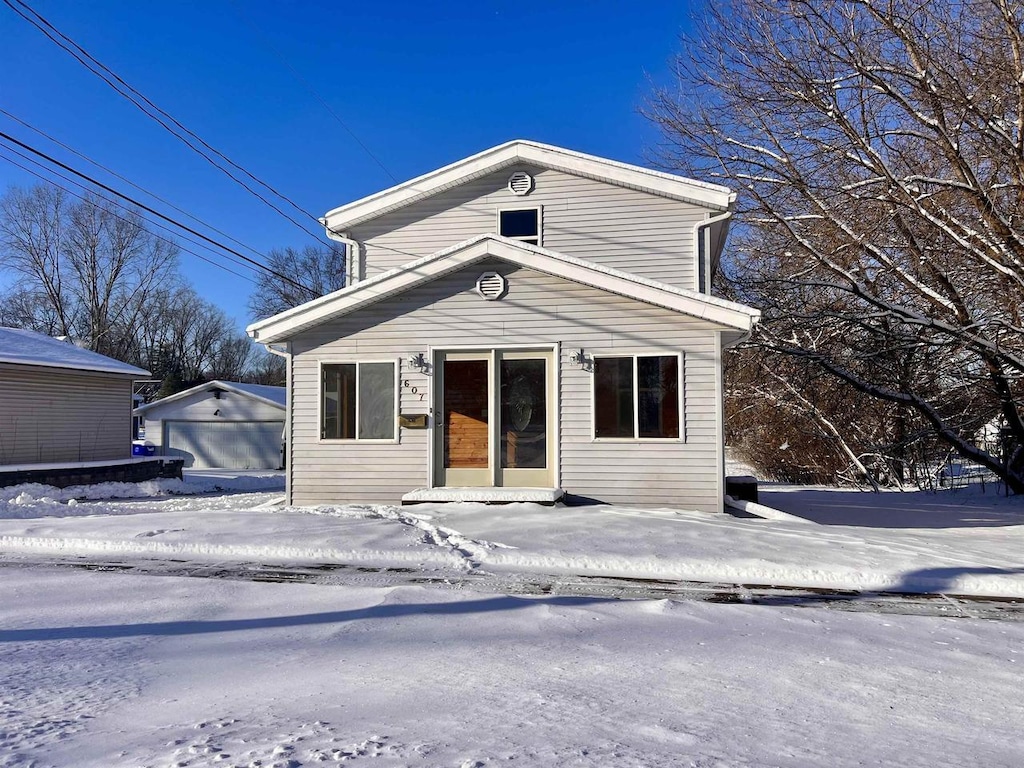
xmin=0 ymin=141 xmax=264 ymax=283
xmin=0 ymin=148 xmax=260 ymax=285
xmin=229 ymin=0 xmax=399 ymax=184
xmin=0 ymin=130 xmax=315 ymax=292
xmin=3 ymin=0 xmax=332 ymax=247
xmin=0 ymin=107 xmax=270 ymax=261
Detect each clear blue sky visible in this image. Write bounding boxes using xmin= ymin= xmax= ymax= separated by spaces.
xmin=1 ymin=0 xmax=698 ymax=329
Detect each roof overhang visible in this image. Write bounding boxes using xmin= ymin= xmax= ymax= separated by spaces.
xmin=134 ymin=379 xmax=286 ymax=415
xmin=247 ymin=234 xmax=761 ymax=344
xmin=321 ymin=140 xmax=736 ymax=233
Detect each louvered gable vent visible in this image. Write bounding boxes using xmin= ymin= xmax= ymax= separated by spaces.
xmin=507 ymin=171 xmax=534 ymax=196
xmin=476 ymin=271 xmax=507 ymax=300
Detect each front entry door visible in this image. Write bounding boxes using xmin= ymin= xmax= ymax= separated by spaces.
xmin=435 ymin=349 xmax=554 ymax=488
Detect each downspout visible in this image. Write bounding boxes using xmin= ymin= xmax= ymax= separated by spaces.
xmin=319 ymin=217 xmax=361 ymax=287
xmin=693 ymin=210 xmax=733 ymax=294
xmin=263 ymin=342 xmax=293 ymax=504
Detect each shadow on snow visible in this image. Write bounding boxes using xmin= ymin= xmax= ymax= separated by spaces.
xmin=0 ymin=594 xmax=610 ymax=643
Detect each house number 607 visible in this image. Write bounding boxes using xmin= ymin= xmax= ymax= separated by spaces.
xmin=402 ymin=379 xmax=425 ymax=400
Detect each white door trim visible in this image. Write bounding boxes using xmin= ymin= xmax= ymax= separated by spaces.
xmin=430 ymin=343 xmax=559 ymax=488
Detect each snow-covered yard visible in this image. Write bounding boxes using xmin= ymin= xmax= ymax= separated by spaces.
xmin=1 ymin=473 xmax=1023 ymax=766
xmin=2 ymin=472 xmax=1024 ymax=598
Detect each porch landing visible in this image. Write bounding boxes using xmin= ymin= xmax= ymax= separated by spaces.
xmin=401 ymin=487 xmax=565 ymax=505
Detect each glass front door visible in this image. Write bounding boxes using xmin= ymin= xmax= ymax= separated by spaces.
xmin=435 ymin=349 xmax=554 ymax=487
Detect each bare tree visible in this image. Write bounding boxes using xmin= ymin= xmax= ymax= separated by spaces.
xmin=649 ymin=0 xmax=1024 ymax=491
xmin=133 ymin=285 xmax=255 ymax=395
xmin=245 ymin=350 xmax=286 ymax=386
xmin=247 ymin=244 xmax=346 ymax=320
xmin=0 ymin=185 xmax=178 ymax=360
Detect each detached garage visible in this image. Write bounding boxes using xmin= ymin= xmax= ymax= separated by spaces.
xmin=135 ymin=381 xmax=286 ymax=469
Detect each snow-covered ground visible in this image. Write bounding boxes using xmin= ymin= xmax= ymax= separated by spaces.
xmin=2 ymin=473 xmax=1024 ymax=766
xmin=2 ymin=473 xmax=1023 ymax=598
xmin=3 ymin=567 xmax=1023 ymax=767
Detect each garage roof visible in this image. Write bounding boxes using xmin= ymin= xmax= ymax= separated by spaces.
xmin=0 ymin=327 xmax=149 ymax=376
xmin=134 ymin=380 xmax=286 ymax=414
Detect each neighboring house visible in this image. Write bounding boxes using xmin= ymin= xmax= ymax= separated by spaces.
xmin=247 ymin=140 xmax=760 ymax=511
xmin=134 ymin=380 xmax=286 ymax=469
xmin=0 ymin=327 xmax=148 ymax=465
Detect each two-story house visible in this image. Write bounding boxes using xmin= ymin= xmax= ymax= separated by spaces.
xmin=247 ymin=140 xmax=760 ymax=511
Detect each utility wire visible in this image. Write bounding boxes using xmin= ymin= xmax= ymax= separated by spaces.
xmin=0 ymin=141 xmax=264 ymax=282
xmin=0 ymin=130 xmax=314 ymax=292
xmin=0 ymin=107 xmax=270 ymax=261
xmin=3 ymin=0 xmax=332 ymax=247
xmin=229 ymin=0 xmax=399 ymax=184
xmin=0 ymin=148 xmax=260 ymax=284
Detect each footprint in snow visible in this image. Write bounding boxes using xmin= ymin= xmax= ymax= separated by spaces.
xmin=135 ymin=528 xmax=184 ymax=538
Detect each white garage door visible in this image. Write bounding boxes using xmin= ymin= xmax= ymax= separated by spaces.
xmin=164 ymin=421 xmax=284 ymax=469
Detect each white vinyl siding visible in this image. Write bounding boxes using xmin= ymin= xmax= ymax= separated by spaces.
xmin=287 ymin=259 xmax=723 ymax=510
xmin=349 ymin=166 xmax=708 ymax=290
xmin=0 ymin=363 xmax=134 ymax=465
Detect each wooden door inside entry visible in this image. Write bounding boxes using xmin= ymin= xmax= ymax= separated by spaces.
xmin=435 ymin=349 xmax=555 ymax=488
xmin=439 ymin=354 xmax=491 ymax=486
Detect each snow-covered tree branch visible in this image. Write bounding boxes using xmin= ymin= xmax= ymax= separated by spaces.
xmin=649 ymin=0 xmax=1024 ymax=491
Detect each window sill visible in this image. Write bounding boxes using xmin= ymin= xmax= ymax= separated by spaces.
xmin=318 ymin=438 xmax=400 ymax=445
xmin=591 ymin=437 xmax=684 ymax=444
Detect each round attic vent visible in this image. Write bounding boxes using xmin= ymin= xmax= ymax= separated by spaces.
xmin=476 ymin=271 xmax=507 ymax=300
xmin=507 ymin=171 xmax=534 ymax=196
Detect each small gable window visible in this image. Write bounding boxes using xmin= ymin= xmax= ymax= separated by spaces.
xmin=498 ymin=207 xmax=541 ymax=246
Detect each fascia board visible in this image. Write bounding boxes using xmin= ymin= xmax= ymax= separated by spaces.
xmin=134 ymin=384 xmax=209 ymax=414
xmin=250 ymin=235 xmax=759 ymax=343
xmin=0 ymin=357 xmax=149 ymax=377
xmin=215 ymin=382 xmax=288 ymax=411
xmin=248 ymin=240 xmax=496 ymax=343
xmin=322 ymin=140 xmax=735 ymax=232
xmin=321 ymin=142 xmax=523 ymax=229
xmin=489 ymin=241 xmax=759 ymax=331
xmin=517 ymin=143 xmax=734 ymax=211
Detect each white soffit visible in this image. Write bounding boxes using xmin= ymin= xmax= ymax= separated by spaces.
xmin=247 ymin=235 xmax=760 ymax=344
xmin=321 ymin=140 xmax=735 ymax=232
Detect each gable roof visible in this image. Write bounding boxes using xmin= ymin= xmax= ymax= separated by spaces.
xmin=247 ymin=234 xmax=760 ymax=344
xmin=134 ymin=379 xmax=286 ymax=415
xmin=0 ymin=327 xmax=149 ymax=376
xmin=321 ymin=140 xmax=736 ymax=232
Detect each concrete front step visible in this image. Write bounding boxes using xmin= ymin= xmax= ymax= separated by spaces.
xmin=401 ymin=487 xmax=564 ymax=505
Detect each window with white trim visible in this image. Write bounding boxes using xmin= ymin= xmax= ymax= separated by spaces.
xmin=593 ymin=355 xmax=680 ymax=439
xmin=321 ymin=361 xmax=396 ymax=440
xmin=498 ymin=207 xmax=541 ymax=245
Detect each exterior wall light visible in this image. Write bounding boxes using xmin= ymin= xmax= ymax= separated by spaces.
xmin=409 ymin=352 xmax=429 ymax=372
xmin=569 ymin=348 xmax=592 ymax=371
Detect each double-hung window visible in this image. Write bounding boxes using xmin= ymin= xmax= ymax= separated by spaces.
xmin=321 ymin=361 xmax=397 ymax=440
xmin=593 ymin=355 xmax=681 ymax=439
